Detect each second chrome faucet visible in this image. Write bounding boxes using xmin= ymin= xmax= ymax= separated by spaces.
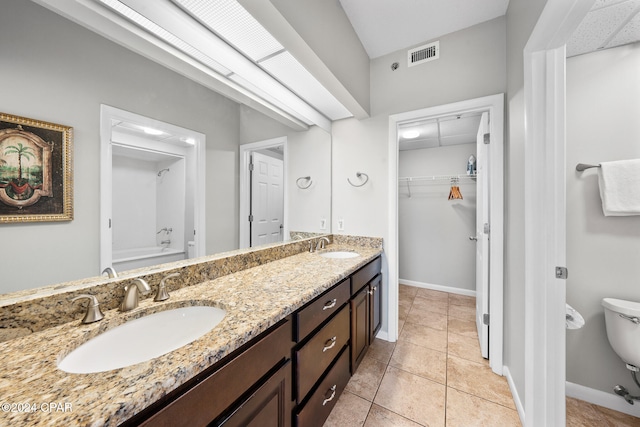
xmin=120 ymin=278 xmax=151 ymax=312
xmin=120 ymin=273 xmax=181 ymax=311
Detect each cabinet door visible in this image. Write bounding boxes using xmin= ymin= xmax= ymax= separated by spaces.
xmin=369 ymin=274 xmax=382 ymax=343
xmin=216 ymin=360 xmax=291 ymax=427
xmin=350 ymin=285 xmax=369 ymax=373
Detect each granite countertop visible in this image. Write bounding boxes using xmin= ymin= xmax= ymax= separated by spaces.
xmin=0 ymin=244 xmax=382 ymax=426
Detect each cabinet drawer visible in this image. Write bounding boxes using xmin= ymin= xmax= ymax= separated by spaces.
xmin=295 ymin=348 xmax=350 ymax=427
xmin=351 ymin=257 xmax=381 ymax=295
xmin=138 ymin=319 xmax=292 ymax=427
xmin=294 ymin=278 xmax=350 ymax=341
xmin=295 ymin=306 xmax=349 ymax=400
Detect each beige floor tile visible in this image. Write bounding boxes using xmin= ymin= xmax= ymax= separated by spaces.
xmin=399 ymin=292 xmax=415 ymax=306
xmin=399 ymin=284 xmax=419 ymax=298
xmin=566 ymin=397 xmax=607 ymax=427
xmin=448 ymin=332 xmax=486 ymax=364
xmin=367 ymin=338 xmax=396 ymax=364
xmin=390 ymin=340 xmax=447 ymax=384
xmin=594 ymin=404 xmax=640 ymax=427
xmin=447 ymin=355 xmax=516 ymax=410
xmin=364 ymin=404 xmax=423 ymax=427
xmin=399 ymin=321 xmax=447 ymax=353
xmin=398 ymin=317 xmax=406 ymax=335
xmin=448 ymin=303 xmax=476 ymax=322
xmin=412 ymin=294 xmax=448 ymax=315
xmin=448 ymin=317 xmax=477 ymax=338
xmin=323 ymin=391 xmax=371 ymax=427
xmin=398 ymin=300 xmax=412 ymax=321
xmin=406 ymin=307 xmax=448 ymax=331
xmin=416 ymin=288 xmax=449 ymax=302
xmin=449 ymin=293 xmax=476 ymax=307
xmin=345 ymin=353 xmax=388 ymax=401
xmin=446 ymin=387 xmax=521 ymax=427
xmin=374 ymin=365 xmax=446 ymax=427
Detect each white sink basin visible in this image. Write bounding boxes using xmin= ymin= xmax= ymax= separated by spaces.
xmin=320 ymin=251 xmax=359 ymax=259
xmin=58 ymin=305 xmax=226 ymax=374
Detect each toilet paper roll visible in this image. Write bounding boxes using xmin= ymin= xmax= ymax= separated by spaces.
xmin=566 ymin=303 xmax=585 ymax=329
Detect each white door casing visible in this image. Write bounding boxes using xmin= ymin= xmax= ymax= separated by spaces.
xmin=523 ymin=1 xmax=593 ymax=425
xmin=239 ymin=137 xmax=288 ymax=249
xmin=388 ymin=94 xmax=504 ymax=373
xmin=250 ymin=152 xmax=284 ymax=246
xmin=476 ymin=112 xmax=490 ymax=359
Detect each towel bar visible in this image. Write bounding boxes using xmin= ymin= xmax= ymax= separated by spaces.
xmin=576 ymin=163 xmax=600 ymax=172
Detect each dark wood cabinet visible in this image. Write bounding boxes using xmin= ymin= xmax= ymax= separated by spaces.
xmin=350 ymin=285 xmax=369 ymax=372
xmin=349 ymin=257 xmax=382 ymax=374
xmin=129 ymin=319 xmax=293 ymax=427
xmin=122 ymin=255 xmax=382 ymax=427
xmin=369 ymin=274 xmax=382 ymax=343
xmin=215 ymin=360 xmax=291 ymax=427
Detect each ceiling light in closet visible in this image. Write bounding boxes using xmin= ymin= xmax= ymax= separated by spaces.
xmin=402 ymin=130 xmax=421 ymax=139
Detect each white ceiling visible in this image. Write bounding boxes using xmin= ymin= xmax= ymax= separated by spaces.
xmin=398 ymin=112 xmax=481 ymax=151
xmin=339 ymin=0 xmax=510 ymax=58
xmin=567 ymin=0 xmax=640 ymax=57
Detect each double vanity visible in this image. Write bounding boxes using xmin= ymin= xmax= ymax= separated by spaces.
xmin=0 ymin=235 xmax=382 ymax=426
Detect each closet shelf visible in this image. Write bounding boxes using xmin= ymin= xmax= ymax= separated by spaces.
xmin=398 ymin=173 xmax=477 ymax=183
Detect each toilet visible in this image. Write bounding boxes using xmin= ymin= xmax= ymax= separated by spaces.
xmin=602 ymin=298 xmax=640 ymax=370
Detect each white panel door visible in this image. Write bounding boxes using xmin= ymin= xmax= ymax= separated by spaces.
xmin=251 ymin=152 xmax=284 ymax=246
xmin=475 ymin=112 xmax=490 ymax=359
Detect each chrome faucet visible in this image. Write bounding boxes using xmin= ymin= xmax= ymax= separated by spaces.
xmin=155 ymin=272 xmax=179 ymax=302
xmin=102 ymin=266 xmax=118 ymax=279
xmin=120 ymin=278 xmax=151 ymax=311
xmin=316 ymin=236 xmax=331 ymax=250
xmin=71 ymin=294 xmax=104 ymax=324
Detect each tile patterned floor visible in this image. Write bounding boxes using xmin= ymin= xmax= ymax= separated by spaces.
xmin=323 ymin=284 xmax=640 ymax=427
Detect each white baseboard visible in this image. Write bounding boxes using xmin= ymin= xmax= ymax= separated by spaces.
xmin=399 ymin=279 xmax=476 ymax=297
xmin=566 ymin=381 xmax=640 ymax=418
xmin=503 ymin=366 xmax=526 ymax=425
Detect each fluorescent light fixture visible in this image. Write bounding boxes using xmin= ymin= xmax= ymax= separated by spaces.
xmin=142 ymin=126 xmax=164 ymax=135
xmin=99 ymin=0 xmax=231 ymax=75
xmin=402 ymin=130 xmax=420 ymax=139
xmin=99 ymin=0 xmax=350 ymax=129
xmin=173 ymin=0 xmax=283 ymax=62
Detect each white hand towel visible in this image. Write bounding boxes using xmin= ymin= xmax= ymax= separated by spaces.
xmin=598 ymin=159 xmax=640 ymax=216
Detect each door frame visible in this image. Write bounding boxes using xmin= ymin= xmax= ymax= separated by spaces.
xmin=388 ymin=93 xmax=504 ymax=373
xmin=239 ymin=137 xmax=289 ymax=249
xmin=523 ymin=1 xmax=594 ymax=425
xmin=99 ymin=105 xmax=206 ymax=270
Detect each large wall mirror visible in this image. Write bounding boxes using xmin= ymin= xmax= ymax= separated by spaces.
xmin=0 ymin=1 xmax=331 ymax=296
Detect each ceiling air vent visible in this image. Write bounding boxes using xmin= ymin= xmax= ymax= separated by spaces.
xmin=408 ymin=41 xmax=439 ymax=67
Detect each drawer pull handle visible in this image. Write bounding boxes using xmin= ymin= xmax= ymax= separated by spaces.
xmin=322 ymin=299 xmax=337 ymax=310
xmin=322 ymin=336 xmax=337 ymax=352
xmin=369 ymin=286 xmax=377 ymax=295
xmin=322 ymin=385 xmax=337 ymax=406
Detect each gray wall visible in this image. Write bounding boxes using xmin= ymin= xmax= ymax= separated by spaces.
xmin=0 ymin=0 xmax=240 ymax=292
xmin=503 ymin=0 xmax=549 ymax=405
xmin=398 ymin=144 xmax=477 ymax=291
xmin=332 ymin=17 xmax=506 ymax=337
xmin=566 ymin=43 xmax=640 ymax=394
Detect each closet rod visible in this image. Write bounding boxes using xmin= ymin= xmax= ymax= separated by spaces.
xmin=398 ymin=174 xmax=477 ymax=183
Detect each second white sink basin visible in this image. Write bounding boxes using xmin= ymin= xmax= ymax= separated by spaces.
xmin=58 ymin=305 xmax=226 ymax=374
xmin=320 ymin=251 xmax=359 ymax=259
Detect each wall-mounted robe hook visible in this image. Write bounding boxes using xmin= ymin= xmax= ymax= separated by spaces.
xmin=348 ymin=172 xmax=369 ymax=187
xmin=296 ymin=176 xmax=312 ymax=189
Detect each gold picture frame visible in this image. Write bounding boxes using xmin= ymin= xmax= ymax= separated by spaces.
xmin=0 ymin=113 xmax=73 ymax=223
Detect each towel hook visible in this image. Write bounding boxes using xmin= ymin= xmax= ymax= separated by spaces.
xmin=348 ymin=172 xmax=369 ymax=187
xmin=296 ymin=176 xmax=312 ymax=189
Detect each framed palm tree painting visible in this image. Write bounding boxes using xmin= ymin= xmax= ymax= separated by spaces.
xmin=0 ymin=113 xmax=73 ymax=223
